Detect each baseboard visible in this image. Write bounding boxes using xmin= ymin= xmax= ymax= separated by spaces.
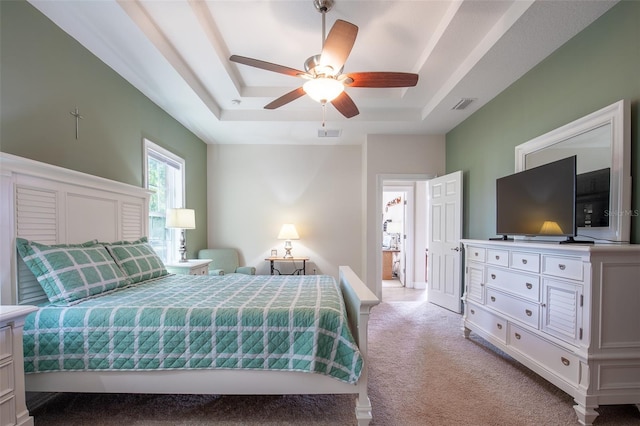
xmin=26 ymin=392 xmax=58 ymax=410
xmin=413 ymin=281 xmax=427 ymax=289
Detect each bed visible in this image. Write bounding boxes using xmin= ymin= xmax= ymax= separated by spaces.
xmin=0 ymin=153 xmax=379 ymax=425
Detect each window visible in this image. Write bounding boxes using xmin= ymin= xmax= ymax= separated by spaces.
xmin=144 ymin=139 xmax=185 ymax=264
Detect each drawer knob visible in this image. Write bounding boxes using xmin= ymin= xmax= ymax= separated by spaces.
xmin=526 ymin=283 xmax=533 ymax=290
xmin=561 ymin=357 xmax=570 ymax=366
xmin=495 ymin=255 xmax=500 ymax=260
xmin=522 ymin=259 xmax=528 ymax=264
xmin=497 ymin=323 xmax=503 ymax=330
xmin=490 ymin=296 xmax=496 ymax=302
xmin=470 ymin=309 xmax=475 ymax=314
xmin=559 ymin=264 xmax=566 ymax=270
xmin=474 ymin=252 xmax=478 ymax=256
xmin=491 ymin=274 xmax=496 ymax=280
xmin=525 ymin=309 xmax=532 ymax=317
xmin=515 ymin=333 xmax=521 ymax=340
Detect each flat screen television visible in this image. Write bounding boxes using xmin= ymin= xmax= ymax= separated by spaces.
xmin=495 ymin=155 xmax=579 ymax=242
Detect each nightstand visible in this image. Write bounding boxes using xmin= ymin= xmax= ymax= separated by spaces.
xmin=165 ymin=259 xmax=212 ymax=275
xmin=1 ymin=305 xmax=38 ymax=426
xmin=265 ymin=257 xmax=310 ymax=275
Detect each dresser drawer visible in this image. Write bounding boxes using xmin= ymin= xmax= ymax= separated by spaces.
xmin=0 ymin=326 xmax=11 ymax=362
xmin=0 ymin=360 xmax=14 ymax=397
xmin=190 ymin=264 xmax=210 ymax=275
xmin=0 ymin=393 xmax=16 ymax=426
xmin=509 ymin=324 xmax=579 ymax=386
xmin=510 ymin=251 xmax=540 ymax=273
xmin=487 ymin=249 xmax=509 ymax=267
xmin=542 ymin=255 xmax=583 ymax=281
xmin=486 ymin=267 xmax=540 ymax=302
xmin=486 ymin=288 xmax=539 ymax=329
xmin=466 ymin=303 xmax=507 ymax=344
xmin=466 ymin=246 xmax=486 ymax=263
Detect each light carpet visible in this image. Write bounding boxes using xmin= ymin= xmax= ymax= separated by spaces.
xmin=29 ymin=300 xmax=640 ymax=425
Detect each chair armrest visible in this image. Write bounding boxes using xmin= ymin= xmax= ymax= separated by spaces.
xmin=236 ymin=266 xmax=256 ymax=275
xmin=209 ymin=269 xmax=225 ymax=276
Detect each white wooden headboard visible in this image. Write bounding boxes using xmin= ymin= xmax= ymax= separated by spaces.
xmin=0 ymin=153 xmax=151 ymax=306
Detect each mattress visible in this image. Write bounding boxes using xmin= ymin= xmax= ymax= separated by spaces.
xmin=23 ymin=273 xmax=363 ymax=384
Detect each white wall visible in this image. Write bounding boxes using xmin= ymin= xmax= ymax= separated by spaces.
xmin=364 ymin=134 xmax=446 ymax=296
xmin=206 ymin=135 xmax=445 ymax=294
xmin=414 ymin=181 xmax=429 ymax=287
xmin=206 ymin=144 xmax=363 ymax=278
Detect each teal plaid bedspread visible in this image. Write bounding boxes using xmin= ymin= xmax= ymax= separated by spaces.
xmin=23 ymin=274 xmax=363 ymax=383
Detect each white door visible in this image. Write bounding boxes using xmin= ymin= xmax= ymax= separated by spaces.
xmin=427 ymin=171 xmax=463 ymax=313
xmin=399 ymin=198 xmax=407 ymax=285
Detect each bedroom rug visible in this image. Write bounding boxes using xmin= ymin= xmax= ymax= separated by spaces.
xmin=29 ymin=300 xmax=640 ymax=425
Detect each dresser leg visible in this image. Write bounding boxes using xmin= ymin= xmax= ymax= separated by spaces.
xmin=573 ymin=401 xmax=598 ymax=426
xmin=463 ymin=326 xmax=471 ymax=339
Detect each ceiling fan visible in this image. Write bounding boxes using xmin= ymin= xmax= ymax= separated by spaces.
xmin=229 ymin=0 xmax=419 ymax=119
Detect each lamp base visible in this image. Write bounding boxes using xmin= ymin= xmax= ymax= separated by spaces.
xmin=178 ymin=229 xmax=188 ymax=262
xmin=283 ymin=240 xmax=293 ymax=258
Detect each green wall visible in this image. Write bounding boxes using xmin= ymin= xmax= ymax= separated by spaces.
xmin=0 ymin=0 xmax=208 ymax=256
xmin=446 ymin=0 xmax=640 ymax=243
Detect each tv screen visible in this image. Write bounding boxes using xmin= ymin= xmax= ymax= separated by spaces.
xmin=496 ymin=155 xmax=576 ymax=238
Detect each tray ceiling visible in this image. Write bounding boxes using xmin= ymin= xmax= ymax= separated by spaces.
xmin=28 ymin=0 xmax=617 ymax=145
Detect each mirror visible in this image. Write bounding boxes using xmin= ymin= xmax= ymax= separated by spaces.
xmin=515 ymin=99 xmax=631 ymax=243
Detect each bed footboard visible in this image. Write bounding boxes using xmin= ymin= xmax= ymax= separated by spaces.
xmin=338 ymin=266 xmax=380 ymax=426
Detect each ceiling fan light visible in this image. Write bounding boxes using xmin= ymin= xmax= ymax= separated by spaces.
xmin=303 ymin=77 xmax=344 ymax=103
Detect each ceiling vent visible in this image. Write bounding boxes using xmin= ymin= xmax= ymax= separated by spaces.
xmin=318 ymin=129 xmax=341 ymax=138
xmin=451 ymin=98 xmax=476 ymax=110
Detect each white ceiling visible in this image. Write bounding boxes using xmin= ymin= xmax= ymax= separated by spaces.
xmin=28 ymin=0 xmax=617 ymax=145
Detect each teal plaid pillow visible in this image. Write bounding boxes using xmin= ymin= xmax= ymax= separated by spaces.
xmin=16 ymin=238 xmax=132 ymax=305
xmin=105 ymin=237 xmax=167 ymax=283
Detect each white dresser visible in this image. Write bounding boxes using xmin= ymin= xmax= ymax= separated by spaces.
xmin=461 ymin=239 xmax=640 ymax=425
xmin=0 ymin=306 xmax=38 ymax=426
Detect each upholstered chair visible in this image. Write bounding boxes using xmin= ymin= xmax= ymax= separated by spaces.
xmin=198 ymin=248 xmax=255 ymax=276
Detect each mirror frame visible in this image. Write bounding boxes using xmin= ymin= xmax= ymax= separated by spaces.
xmin=515 ymin=99 xmax=631 ymax=243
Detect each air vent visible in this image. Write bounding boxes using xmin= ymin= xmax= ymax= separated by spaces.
xmin=451 ymin=98 xmax=476 ymax=110
xmin=318 ymin=129 xmax=341 ymax=138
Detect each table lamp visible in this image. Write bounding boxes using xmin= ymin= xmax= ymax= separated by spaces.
xmin=166 ymin=208 xmax=196 ymax=262
xmin=277 ymin=224 xmax=299 ymax=258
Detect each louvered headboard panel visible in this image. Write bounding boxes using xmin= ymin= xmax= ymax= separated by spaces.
xmin=0 ymin=153 xmax=151 ymax=305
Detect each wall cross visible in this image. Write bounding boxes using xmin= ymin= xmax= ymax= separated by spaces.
xmin=69 ymin=107 xmax=84 ymax=139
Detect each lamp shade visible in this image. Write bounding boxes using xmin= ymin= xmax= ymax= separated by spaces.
xmin=277 ymin=224 xmax=299 ymax=240
xmin=303 ymin=77 xmax=344 ymax=103
xmin=166 ymin=208 xmax=196 ymax=229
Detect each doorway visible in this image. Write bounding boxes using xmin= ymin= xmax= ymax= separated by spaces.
xmin=378 ymin=176 xmax=431 ymax=299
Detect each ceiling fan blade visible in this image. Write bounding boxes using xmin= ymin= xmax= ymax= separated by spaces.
xmin=230 ymin=55 xmax=305 ymax=77
xmin=264 ymin=87 xmax=306 ymax=110
xmin=344 ymin=72 xmax=419 ymax=88
xmin=320 ymin=20 xmax=358 ymax=75
xmin=331 ymin=91 xmax=359 ymax=118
